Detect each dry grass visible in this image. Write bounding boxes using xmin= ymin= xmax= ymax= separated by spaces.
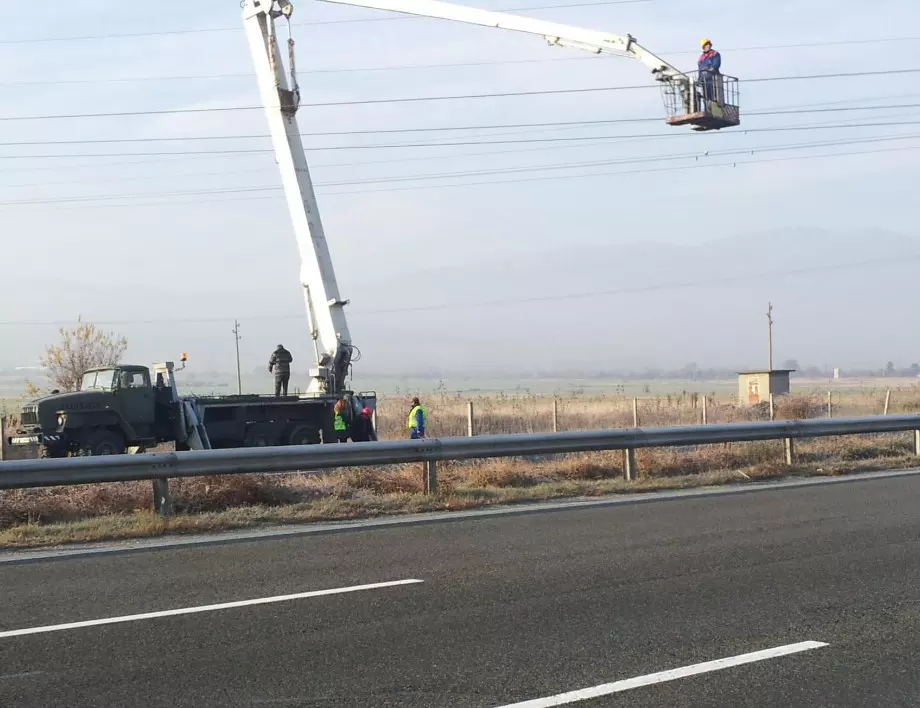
xmin=1 ymin=432 xmax=917 ymax=549
xmin=2 ymin=386 xmax=919 ymax=549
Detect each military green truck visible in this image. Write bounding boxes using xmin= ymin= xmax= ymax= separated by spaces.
xmin=9 ymin=361 xmax=375 ymax=458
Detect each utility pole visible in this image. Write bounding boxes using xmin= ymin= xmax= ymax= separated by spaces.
xmin=232 ymin=319 xmax=242 ymax=395
xmin=767 ymin=302 xmax=774 ymax=371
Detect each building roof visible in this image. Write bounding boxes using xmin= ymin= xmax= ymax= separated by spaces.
xmin=736 ymin=369 xmax=796 ymax=375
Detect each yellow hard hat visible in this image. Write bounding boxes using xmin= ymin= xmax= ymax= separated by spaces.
xmin=701 ymin=38 xmax=711 ymax=48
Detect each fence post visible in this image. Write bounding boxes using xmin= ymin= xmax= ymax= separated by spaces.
xmin=769 ymin=393 xmax=775 ymax=422
xmin=701 ymin=395 xmax=708 ymax=425
xmin=424 ymin=460 xmax=438 ymax=495
xmin=552 ymin=399 xmax=559 ymax=433
xmin=884 ymin=389 xmax=891 ymax=415
xmin=783 ymin=437 xmax=795 ymax=465
xmin=632 ymin=397 xmax=640 ymax=428
xmin=152 ymin=478 xmax=172 ymax=516
xmin=623 ymin=448 xmax=638 ymax=481
xmin=0 ymin=417 xmax=5 ymax=461
xmin=827 ymin=390 xmax=833 ymax=418
xmin=914 ymin=430 xmax=920 ymax=457
xmin=467 ymin=401 xmax=475 ymax=437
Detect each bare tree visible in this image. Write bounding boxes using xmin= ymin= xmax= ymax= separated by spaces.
xmin=40 ymin=318 xmax=128 ymax=392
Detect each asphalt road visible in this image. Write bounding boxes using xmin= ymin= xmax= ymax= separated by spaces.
xmin=1 ymin=474 xmax=920 ymax=707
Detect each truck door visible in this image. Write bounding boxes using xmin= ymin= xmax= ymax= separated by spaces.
xmin=117 ymin=370 xmax=156 ymax=438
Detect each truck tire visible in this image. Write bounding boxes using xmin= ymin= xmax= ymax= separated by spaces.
xmin=243 ymin=428 xmax=274 ymax=447
xmin=286 ymin=423 xmax=320 ymax=446
xmin=81 ymin=430 xmax=127 ymax=456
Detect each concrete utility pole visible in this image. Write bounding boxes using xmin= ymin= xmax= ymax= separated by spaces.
xmin=232 ymin=319 xmax=242 ymax=395
xmin=767 ymin=302 xmax=774 ymax=371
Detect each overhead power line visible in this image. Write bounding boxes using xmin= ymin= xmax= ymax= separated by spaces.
xmin=3 ymin=112 xmax=920 ymax=159
xmin=2 ymin=69 xmax=919 ymax=122
xmin=5 ymin=137 xmax=917 ymax=208
xmin=4 ymin=36 xmax=919 ymax=85
xmin=0 ymin=0 xmax=650 ymax=44
xmin=2 ymin=253 xmax=917 ymax=327
xmin=3 ymin=111 xmax=919 ymax=147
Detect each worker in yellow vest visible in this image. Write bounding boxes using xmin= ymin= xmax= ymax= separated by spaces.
xmin=406 ymin=397 xmax=428 ymax=439
xmin=333 ymin=399 xmax=350 ymax=443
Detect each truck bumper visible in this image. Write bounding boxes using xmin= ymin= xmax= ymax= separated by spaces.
xmin=8 ymin=432 xmax=63 ymax=447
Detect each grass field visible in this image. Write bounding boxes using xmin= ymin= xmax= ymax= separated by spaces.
xmin=2 ymin=379 xmax=919 ymax=548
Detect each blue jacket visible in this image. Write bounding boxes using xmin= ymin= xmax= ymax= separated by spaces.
xmin=698 ymin=50 xmax=721 ymax=77
xmin=413 ymin=408 xmax=425 ymax=435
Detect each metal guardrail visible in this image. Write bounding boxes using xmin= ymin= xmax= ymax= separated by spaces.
xmin=1 ymin=414 xmax=919 ymax=514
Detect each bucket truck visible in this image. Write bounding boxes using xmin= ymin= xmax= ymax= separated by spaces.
xmin=316 ymin=0 xmax=740 ymax=131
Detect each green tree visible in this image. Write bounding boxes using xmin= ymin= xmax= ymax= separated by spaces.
xmin=40 ymin=318 xmax=128 ymax=392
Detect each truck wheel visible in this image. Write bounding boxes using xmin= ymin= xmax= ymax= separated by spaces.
xmin=286 ymin=424 xmax=320 ymax=446
xmin=82 ymin=431 xmax=126 ymax=456
xmin=243 ymin=429 xmax=273 ymax=447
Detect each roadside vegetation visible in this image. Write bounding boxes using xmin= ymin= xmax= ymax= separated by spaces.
xmin=2 ymin=387 xmax=918 ymax=548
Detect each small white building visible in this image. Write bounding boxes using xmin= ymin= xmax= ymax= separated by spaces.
xmin=737 ymin=369 xmax=794 ymax=406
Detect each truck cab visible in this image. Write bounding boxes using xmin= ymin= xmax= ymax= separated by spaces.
xmin=13 ymin=365 xmax=167 ymax=457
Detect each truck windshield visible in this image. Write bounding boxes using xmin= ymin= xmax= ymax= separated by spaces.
xmin=81 ymin=370 xmax=116 ymax=391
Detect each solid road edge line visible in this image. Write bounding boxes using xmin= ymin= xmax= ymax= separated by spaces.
xmin=3 ymin=466 xmax=919 ymax=564
xmin=0 ymin=578 xmax=423 ymax=639
xmin=493 ymin=640 xmax=830 ymax=707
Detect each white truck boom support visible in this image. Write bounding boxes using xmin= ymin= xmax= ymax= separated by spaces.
xmin=317 ymin=0 xmax=685 ymax=80
xmin=242 ymin=0 xmax=355 ymax=395
xmin=316 ymin=0 xmax=740 ymax=131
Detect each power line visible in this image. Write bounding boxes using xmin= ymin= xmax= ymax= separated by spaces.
xmin=2 ymin=69 xmax=920 ymax=122
xmin=4 ymin=110 xmax=920 ymax=148
xmin=4 ymin=113 xmax=920 ymax=159
xmin=7 ymin=138 xmax=918 ymax=209
xmin=0 ymin=0 xmax=651 ymax=44
xmin=4 ymin=36 xmax=919 ymax=84
xmin=5 ymin=118 xmax=917 ymax=189
xmin=2 ymin=253 xmax=916 ymax=327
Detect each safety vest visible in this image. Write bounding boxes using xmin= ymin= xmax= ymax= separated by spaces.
xmin=334 ymin=413 xmax=347 ymax=432
xmin=406 ymin=405 xmax=428 ymax=430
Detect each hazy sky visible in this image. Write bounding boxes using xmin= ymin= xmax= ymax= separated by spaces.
xmin=1 ymin=0 xmax=918 ymax=380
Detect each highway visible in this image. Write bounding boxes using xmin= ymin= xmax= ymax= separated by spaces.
xmin=1 ymin=473 xmax=919 ymax=707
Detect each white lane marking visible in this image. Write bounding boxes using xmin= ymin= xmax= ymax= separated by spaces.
xmin=494 ymin=640 xmax=829 ymax=707
xmin=0 ymin=578 xmax=423 ymax=639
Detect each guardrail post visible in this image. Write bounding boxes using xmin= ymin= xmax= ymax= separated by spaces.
xmin=467 ymin=401 xmax=475 ymax=437
xmin=623 ymin=448 xmax=638 ymax=481
xmin=914 ymin=430 xmax=920 ymax=457
xmin=552 ymin=399 xmax=559 ymax=433
xmin=424 ymin=460 xmax=438 ymax=495
xmin=0 ymin=417 xmax=5 ymax=461
xmin=783 ymin=437 xmax=795 ymax=465
xmin=152 ymin=478 xmax=172 ymax=516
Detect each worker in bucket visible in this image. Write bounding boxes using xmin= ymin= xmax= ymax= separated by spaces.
xmin=407 ymin=397 xmax=428 ymax=439
xmin=268 ymin=343 xmax=294 ymax=396
xmin=697 ymin=38 xmax=722 ymax=105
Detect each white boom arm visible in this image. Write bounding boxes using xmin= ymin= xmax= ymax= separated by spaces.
xmin=316 ymin=0 xmax=688 ymax=83
xmin=243 ymin=0 xmax=355 ymax=395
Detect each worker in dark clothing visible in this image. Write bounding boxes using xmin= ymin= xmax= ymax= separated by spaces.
xmin=698 ymin=39 xmax=722 ymax=106
xmin=268 ymin=344 xmax=293 ymax=397
xmin=351 ymin=406 xmax=377 ymax=442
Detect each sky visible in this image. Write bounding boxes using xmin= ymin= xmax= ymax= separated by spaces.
xmin=1 ymin=0 xmax=918 ymax=382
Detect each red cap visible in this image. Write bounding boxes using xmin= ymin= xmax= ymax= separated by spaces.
xmin=362 ymin=407 xmax=371 ymax=415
